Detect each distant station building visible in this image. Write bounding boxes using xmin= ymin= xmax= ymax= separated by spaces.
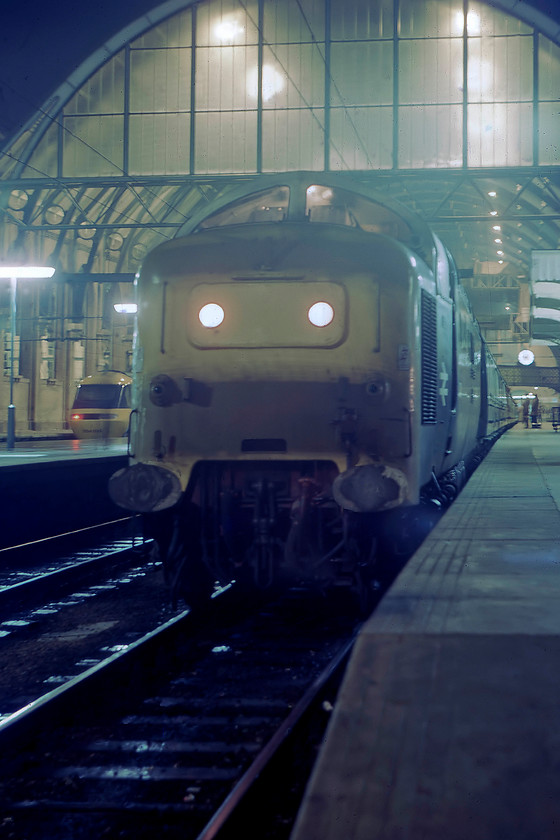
xmin=0 ymin=0 xmax=559 ymax=433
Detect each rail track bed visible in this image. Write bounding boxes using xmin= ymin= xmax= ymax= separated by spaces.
xmin=0 ymin=522 xmax=173 ymax=719
xmin=0 ymin=588 xmax=359 ymax=839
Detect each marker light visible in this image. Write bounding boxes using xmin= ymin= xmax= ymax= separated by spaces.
xmin=308 ymin=301 xmax=334 ymax=327
xmin=199 ymin=303 xmax=225 ymax=327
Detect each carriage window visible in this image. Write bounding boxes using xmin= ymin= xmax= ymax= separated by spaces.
xmin=195 ymin=186 xmax=290 ymax=230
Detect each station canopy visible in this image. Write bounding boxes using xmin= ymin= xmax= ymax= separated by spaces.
xmin=0 ymin=0 xmax=559 ymax=331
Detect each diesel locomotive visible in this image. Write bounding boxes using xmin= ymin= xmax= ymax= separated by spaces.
xmin=109 ymin=172 xmax=517 ymax=605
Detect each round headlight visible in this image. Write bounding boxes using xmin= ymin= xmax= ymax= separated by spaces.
xmin=308 ymin=301 xmax=334 ymax=327
xmin=199 ymin=303 xmax=225 ymax=328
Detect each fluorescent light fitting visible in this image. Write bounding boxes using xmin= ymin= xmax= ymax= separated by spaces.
xmin=0 ymin=265 xmax=55 ymax=278
xmin=114 ymin=303 xmax=137 ymax=314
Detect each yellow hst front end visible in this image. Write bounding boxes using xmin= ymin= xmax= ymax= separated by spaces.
xmin=69 ymin=371 xmax=132 ymax=440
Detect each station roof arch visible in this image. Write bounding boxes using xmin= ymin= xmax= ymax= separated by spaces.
xmin=0 ymin=0 xmax=560 ymax=376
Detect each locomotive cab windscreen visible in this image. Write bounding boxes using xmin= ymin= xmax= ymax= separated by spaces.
xmin=196 ymin=186 xmax=290 ymax=230
xmin=72 ymin=382 xmax=131 ymax=410
xmin=190 ymin=175 xmax=431 ymax=263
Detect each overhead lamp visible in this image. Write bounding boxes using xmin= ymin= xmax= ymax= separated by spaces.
xmin=494 ymin=238 xmax=502 ymax=244
xmin=492 ymin=225 xmax=501 ymax=231
xmin=114 ymin=303 xmax=137 ymax=314
xmin=497 ymin=250 xmax=504 ymax=256
xmin=0 ymin=266 xmax=55 ymax=279
xmin=487 ymin=191 xmax=497 ymax=197
xmin=247 ymin=64 xmax=285 ymax=101
xmin=490 ymin=210 xmax=498 ymax=216
xmin=518 ymin=349 xmax=535 ymax=366
xmin=0 ymin=265 xmax=56 ymax=449
xmin=214 ymin=18 xmax=244 ymax=43
xmin=466 ymin=10 xmax=480 ymax=34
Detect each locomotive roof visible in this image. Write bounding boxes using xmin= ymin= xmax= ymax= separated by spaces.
xmin=77 ymin=370 xmax=132 ymax=386
xmin=176 ymin=172 xmax=436 ymax=266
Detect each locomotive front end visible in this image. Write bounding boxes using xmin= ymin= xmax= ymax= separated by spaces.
xmin=109 ymin=174 xmax=428 ymax=604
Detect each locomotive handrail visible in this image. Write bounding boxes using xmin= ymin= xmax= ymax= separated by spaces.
xmin=127 ymin=408 xmax=138 ymax=458
xmin=403 ymin=408 xmax=413 ymax=458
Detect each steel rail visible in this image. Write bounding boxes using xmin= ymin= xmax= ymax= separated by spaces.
xmin=0 ymin=541 xmax=152 ymax=610
xmin=194 ymin=633 xmax=358 ymax=840
xmin=0 ymin=583 xmax=234 ymax=751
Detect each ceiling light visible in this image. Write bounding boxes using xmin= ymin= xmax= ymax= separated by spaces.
xmin=487 ymin=191 xmax=497 ymax=197
xmin=497 ymin=250 xmax=504 ymax=255
xmin=492 ymin=225 xmax=501 ymax=231
xmin=0 ymin=266 xmax=55 ymax=278
xmin=518 ymin=349 xmax=534 ymax=365
xmin=247 ymin=64 xmax=285 ymax=101
xmin=490 ymin=210 xmax=498 ymax=216
xmin=114 ymin=303 xmax=137 ymax=314
xmin=466 ymin=10 xmax=480 ymax=34
xmin=494 ymin=238 xmax=502 ymax=244
xmin=214 ymin=18 xmax=244 ymax=43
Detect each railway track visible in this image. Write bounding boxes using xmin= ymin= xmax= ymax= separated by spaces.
xmin=0 ymin=519 xmax=173 ymax=721
xmin=0 ymin=586 xmax=360 ymax=839
xmin=0 ymin=518 xmax=150 ymax=615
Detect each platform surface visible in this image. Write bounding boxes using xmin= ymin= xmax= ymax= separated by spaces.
xmin=291 ymin=425 xmax=560 ymax=840
xmin=0 ymin=438 xmax=127 ymax=467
